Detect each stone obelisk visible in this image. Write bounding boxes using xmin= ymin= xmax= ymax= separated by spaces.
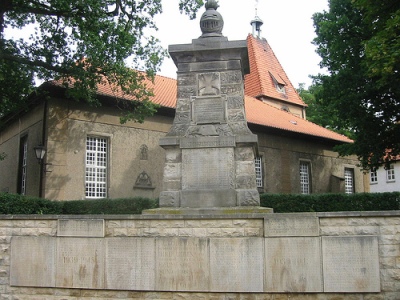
xmin=159 ymin=0 xmax=260 ymax=209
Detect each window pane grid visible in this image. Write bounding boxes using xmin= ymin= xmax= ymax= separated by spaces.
xmin=300 ymin=162 xmax=310 ymax=194
xmin=85 ymin=137 xmax=108 ymax=199
xmin=370 ymin=170 xmax=378 ymax=183
xmin=254 ymin=157 xmax=263 ymax=188
xmin=386 ymin=166 xmax=395 ymax=182
xmin=21 ymin=141 xmax=28 ymax=195
xmin=345 ymin=168 xmax=354 ymax=194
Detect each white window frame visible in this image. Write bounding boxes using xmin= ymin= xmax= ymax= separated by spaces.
xmin=386 ymin=165 xmax=395 ymax=182
xmin=370 ymin=170 xmax=378 ymax=184
xmin=344 ymin=168 xmax=355 ymax=194
xmin=254 ymin=157 xmax=263 ymax=188
xmin=85 ymin=136 xmax=108 ymax=199
xmin=20 ymin=138 xmax=28 ymax=195
xmin=300 ymin=161 xmax=311 ymax=194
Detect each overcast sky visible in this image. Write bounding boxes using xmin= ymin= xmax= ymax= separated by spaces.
xmin=154 ymin=0 xmax=329 ymax=88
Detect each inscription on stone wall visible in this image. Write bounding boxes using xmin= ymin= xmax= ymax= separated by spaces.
xmin=264 ymin=216 xmax=319 ymax=237
xmin=264 ymin=237 xmax=323 ymax=292
xmin=10 ymin=237 xmax=56 ymax=287
xmin=322 ymin=236 xmax=380 ymax=292
xmin=105 ymin=238 xmax=155 ymax=290
xmin=180 ymin=136 xmax=235 ymax=149
xmin=58 ymin=219 xmax=105 ymax=237
xmin=182 ymin=148 xmax=234 ymax=190
xmin=56 ymin=238 xmax=105 ymax=289
xmin=210 ymin=238 xmax=264 ymax=292
xmin=156 ymin=238 xmax=209 ymax=291
xmin=191 ymin=95 xmax=227 ymax=124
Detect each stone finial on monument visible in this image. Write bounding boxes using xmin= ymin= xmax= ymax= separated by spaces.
xmin=155 ymin=1 xmax=269 ymax=214
xmin=199 ymin=0 xmax=224 ymax=38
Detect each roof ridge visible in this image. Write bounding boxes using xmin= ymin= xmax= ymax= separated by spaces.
xmin=244 ymin=95 xmax=352 ymax=143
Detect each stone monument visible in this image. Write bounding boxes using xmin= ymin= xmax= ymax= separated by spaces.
xmin=158 ymin=0 xmax=261 ymax=209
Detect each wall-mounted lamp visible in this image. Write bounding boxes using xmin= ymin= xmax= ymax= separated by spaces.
xmin=34 ymin=145 xmax=46 ymax=164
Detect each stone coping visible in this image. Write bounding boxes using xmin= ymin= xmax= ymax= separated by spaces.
xmin=0 ymin=210 xmax=399 ymax=220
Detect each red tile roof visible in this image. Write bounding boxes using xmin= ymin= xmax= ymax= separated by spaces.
xmin=244 ymin=34 xmax=306 ymax=107
xmin=141 ymin=75 xmax=350 ymax=143
xmin=49 ymin=38 xmax=351 ymax=144
xmin=244 ymin=96 xmax=352 ymax=143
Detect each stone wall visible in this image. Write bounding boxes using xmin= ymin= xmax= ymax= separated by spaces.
xmin=0 ymin=211 xmax=398 ymax=299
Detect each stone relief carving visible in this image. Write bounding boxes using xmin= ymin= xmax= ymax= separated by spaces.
xmin=227 ymin=96 xmax=243 ymax=109
xmin=140 ymin=145 xmax=148 ymax=160
xmin=178 ymin=87 xmax=196 ymax=98
xmin=198 ymin=72 xmax=220 ymax=96
xmin=220 ymin=71 xmax=242 ymax=84
xmin=134 ymin=171 xmax=154 ymax=189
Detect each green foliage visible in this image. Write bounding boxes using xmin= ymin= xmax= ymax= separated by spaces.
xmin=0 ymin=193 xmax=63 ymax=214
xmin=0 ymin=193 xmax=159 ymax=214
xmin=61 ymin=197 xmax=158 ymax=215
xmin=0 ymin=0 xmax=202 ymax=124
xmin=260 ymin=192 xmax=400 ymax=213
xmin=312 ymin=0 xmax=400 ymax=170
xmin=297 ymin=83 xmax=354 ymax=139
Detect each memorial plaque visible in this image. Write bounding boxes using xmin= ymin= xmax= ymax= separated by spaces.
xmin=58 ymin=219 xmax=104 ymax=237
xmin=182 ymin=148 xmax=234 ymax=190
xmin=180 ymin=136 xmax=235 ymax=149
xmin=191 ymin=95 xmax=227 ymax=124
xmin=264 ymin=215 xmax=319 ymax=237
xmin=156 ymin=237 xmax=209 ymax=291
xmin=322 ymin=236 xmax=380 ymax=292
xmin=10 ymin=236 xmax=56 ymax=287
xmin=56 ymin=238 xmax=105 ymax=289
xmin=105 ymin=238 xmax=156 ymax=290
xmin=210 ymin=238 xmax=263 ymax=292
xmin=264 ymin=237 xmax=323 ymax=292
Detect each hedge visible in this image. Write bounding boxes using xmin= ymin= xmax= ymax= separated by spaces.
xmin=0 ymin=193 xmax=63 ymax=214
xmin=0 ymin=193 xmax=158 ymax=215
xmin=61 ymin=197 xmax=158 ymax=215
xmin=0 ymin=192 xmax=399 ymax=215
xmin=260 ymin=192 xmax=400 ymax=213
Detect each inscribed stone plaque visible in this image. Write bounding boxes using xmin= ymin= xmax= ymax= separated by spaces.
xmin=264 ymin=215 xmax=319 ymax=237
xmin=322 ymin=236 xmax=380 ymax=292
xmin=56 ymin=238 xmax=105 ymax=289
xmin=180 ymin=136 xmax=235 ymax=149
xmin=191 ymin=95 xmax=227 ymax=124
xmin=182 ymin=148 xmax=234 ymax=190
xmin=10 ymin=236 xmax=56 ymax=287
xmin=264 ymin=237 xmax=323 ymax=292
xmin=156 ymin=237 xmax=209 ymax=291
xmin=210 ymin=238 xmax=263 ymax=292
xmin=105 ymin=238 xmax=155 ymax=290
xmin=58 ymin=219 xmax=104 ymax=237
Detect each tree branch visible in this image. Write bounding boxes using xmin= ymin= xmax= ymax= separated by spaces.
xmin=0 ymin=52 xmax=73 ymax=74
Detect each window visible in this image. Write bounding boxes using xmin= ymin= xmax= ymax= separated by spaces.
xmin=269 ymin=71 xmax=286 ymax=94
xmin=17 ymin=136 xmax=28 ymax=195
xmin=386 ymin=165 xmax=395 ymax=182
xmin=254 ymin=157 xmax=263 ymax=188
xmin=300 ymin=161 xmax=311 ymax=194
xmin=344 ymin=168 xmax=355 ymax=194
xmin=370 ymin=170 xmax=378 ymax=184
xmin=85 ymin=136 xmax=108 ymax=199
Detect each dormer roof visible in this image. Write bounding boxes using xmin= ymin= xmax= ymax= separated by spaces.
xmin=244 ymin=34 xmax=306 ymax=108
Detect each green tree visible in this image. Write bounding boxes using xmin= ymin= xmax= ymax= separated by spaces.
xmin=312 ymin=0 xmax=400 ymax=170
xmin=0 ymin=0 xmax=204 ymax=124
xmin=297 ymin=83 xmax=354 ymax=138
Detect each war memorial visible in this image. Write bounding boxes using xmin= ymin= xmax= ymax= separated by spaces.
xmin=3 ymin=1 xmax=400 ymax=299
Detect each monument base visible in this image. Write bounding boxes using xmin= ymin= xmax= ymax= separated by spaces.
xmin=142 ymin=206 xmax=273 ymax=216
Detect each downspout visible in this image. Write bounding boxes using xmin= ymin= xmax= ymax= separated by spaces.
xmin=38 ymin=99 xmax=48 ymax=198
